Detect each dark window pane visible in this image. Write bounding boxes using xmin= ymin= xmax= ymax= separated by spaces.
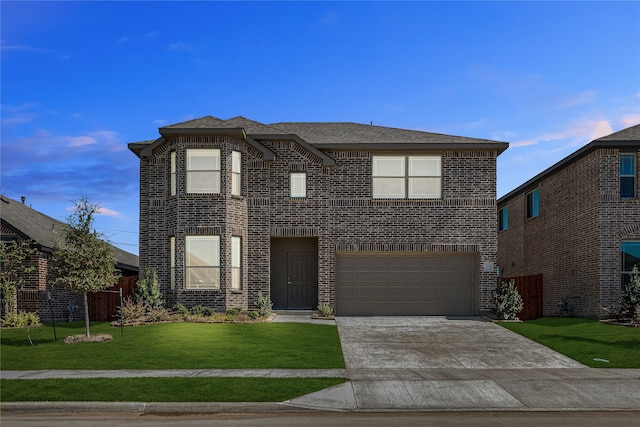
xmin=620 ymin=177 xmax=635 ymax=198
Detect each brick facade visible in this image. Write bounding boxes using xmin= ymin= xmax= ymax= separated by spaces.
xmin=132 ymin=117 xmax=506 ymax=315
xmin=498 ymin=129 xmax=640 ymax=318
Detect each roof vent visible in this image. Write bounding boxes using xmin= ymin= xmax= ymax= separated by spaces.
xmin=21 ymin=196 xmax=26 ymax=204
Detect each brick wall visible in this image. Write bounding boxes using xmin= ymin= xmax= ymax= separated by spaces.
xmin=139 ymin=135 xmax=501 ymax=313
xmin=498 ymin=148 xmax=640 ymax=318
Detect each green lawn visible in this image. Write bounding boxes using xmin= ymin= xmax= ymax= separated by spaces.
xmin=498 ymin=317 xmax=640 ymax=368
xmin=0 ymin=377 xmax=345 ymax=402
xmin=0 ymin=321 xmax=345 ymax=402
xmin=1 ymin=321 xmax=345 ymax=370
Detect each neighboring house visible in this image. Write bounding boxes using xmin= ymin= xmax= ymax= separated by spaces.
xmin=129 ymin=116 xmax=508 ymax=316
xmin=497 ymin=124 xmax=640 ymax=318
xmin=0 ymin=195 xmax=139 ymax=320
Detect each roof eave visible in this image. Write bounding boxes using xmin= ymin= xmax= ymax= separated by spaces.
xmin=498 ymin=140 xmax=640 ymax=205
xmin=313 ymin=142 xmax=509 ymax=154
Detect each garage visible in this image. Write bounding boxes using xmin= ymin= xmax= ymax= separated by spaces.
xmin=335 ymin=253 xmax=477 ymax=316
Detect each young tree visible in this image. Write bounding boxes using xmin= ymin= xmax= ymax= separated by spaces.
xmin=51 ymin=196 xmax=120 ymax=337
xmin=0 ymin=240 xmax=37 ymax=317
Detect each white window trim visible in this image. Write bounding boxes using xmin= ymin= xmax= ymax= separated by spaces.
xmin=186 ymin=149 xmax=221 ymax=194
xmin=185 ymin=235 xmax=220 ymax=289
xmin=290 ymin=172 xmax=307 ymax=198
xmin=231 ymin=236 xmax=241 ymax=290
xmin=372 ymin=155 xmax=441 ymax=199
xmin=232 ymin=151 xmax=241 ymax=196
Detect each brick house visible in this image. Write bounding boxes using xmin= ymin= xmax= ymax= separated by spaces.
xmin=497 ymin=124 xmax=640 ymax=318
xmin=129 ymin=116 xmax=508 ymax=316
xmin=0 ymin=195 xmax=139 ymax=320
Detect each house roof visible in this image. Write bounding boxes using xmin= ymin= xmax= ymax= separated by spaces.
xmin=270 ymin=121 xmax=507 ymax=150
xmin=498 ymin=124 xmax=640 ymax=205
xmin=0 ymin=195 xmax=139 ymax=273
xmin=129 ymin=116 xmax=509 ymax=161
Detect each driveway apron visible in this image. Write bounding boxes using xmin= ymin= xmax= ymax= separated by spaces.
xmin=286 ymin=316 xmax=640 ymax=411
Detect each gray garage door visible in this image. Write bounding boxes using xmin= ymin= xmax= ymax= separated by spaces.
xmin=336 ymin=253 xmax=476 ymax=316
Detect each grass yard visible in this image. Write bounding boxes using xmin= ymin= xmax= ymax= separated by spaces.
xmin=498 ymin=317 xmax=640 ymax=368
xmin=0 ymin=377 xmax=345 ymax=402
xmin=1 ymin=321 xmax=344 ymax=370
xmin=1 ymin=321 xmax=345 ymax=402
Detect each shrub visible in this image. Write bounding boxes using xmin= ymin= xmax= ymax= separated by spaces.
xmin=119 ymin=297 xmax=149 ymax=324
xmin=492 ymin=279 xmax=523 ymax=320
xmin=256 ymin=291 xmax=273 ymax=317
xmin=621 ymin=265 xmax=640 ymax=324
xmin=2 ymin=310 xmax=40 ymax=328
xmin=191 ymin=305 xmax=214 ymax=316
xmin=226 ymin=307 xmax=242 ymax=316
xmin=134 ymin=268 xmax=164 ymax=310
xmin=317 ymin=303 xmax=334 ymax=317
xmin=172 ymin=302 xmax=189 ymax=316
xmin=146 ymin=308 xmax=172 ymax=322
xmin=247 ymin=311 xmax=260 ymax=320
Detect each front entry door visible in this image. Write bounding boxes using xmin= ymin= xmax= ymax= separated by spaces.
xmin=271 ymin=238 xmax=318 ymax=310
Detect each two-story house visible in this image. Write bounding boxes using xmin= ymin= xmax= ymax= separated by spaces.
xmin=129 ymin=116 xmax=508 ymax=316
xmin=497 ymin=124 xmax=640 ymax=318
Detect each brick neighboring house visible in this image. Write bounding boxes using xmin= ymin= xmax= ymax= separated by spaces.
xmin=129 ymin=116 xmax=508 ymax=316
xmin=497 ymin=124 xmax=640 ymax=318
xmin=0 ymin=195 xmax=139 ymax=320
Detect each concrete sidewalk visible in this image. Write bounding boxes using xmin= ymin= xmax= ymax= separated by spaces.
xmin=287 ymin=316 xmax=640 ymax=411
xmin=2 ymin=314 xmax=640 ymax=413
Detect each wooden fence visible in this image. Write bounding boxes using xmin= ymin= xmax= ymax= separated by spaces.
xmin=501 ymin=274 xmax=543 ymax=320
xmin=88 ymin=275 xmax=138 ymax=321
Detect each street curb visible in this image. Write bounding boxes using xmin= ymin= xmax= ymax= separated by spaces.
xmin=1 ymin=401 xmax=319 ymax=415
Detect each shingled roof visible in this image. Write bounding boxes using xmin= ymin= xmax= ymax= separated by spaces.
xmin=129 ymin=115 xmax=509 ymax=159
xmin=270 ymin=121 xmax=506 ymax=148
xmin=498 ymin=123 xmax=640 ymax=204
xmin=0 ymin=195 xmax=138 ymax=272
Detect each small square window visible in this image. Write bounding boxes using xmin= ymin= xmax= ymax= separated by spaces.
xmin=290 ymin=173 xmax=307 ymax=198
xmin=186 ymin=149 xmax=221 ymax=194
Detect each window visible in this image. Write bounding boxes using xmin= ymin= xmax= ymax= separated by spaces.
xmin=186 ymin=149 xmax=220 ymax=194
xmin=231 ymin=236 xmax=241 ymax=290
xmin=169 ymin=236 xmax=175 ymax=290
xmin=232 ymin=151 xmax=241 ymax=196
xmin=526 ymin=189 xmax=539 ymax=219
xmin=185 ymin=236 xmax=220 ymax=289
xmin=372 ymin=155 xmax=441 ymax=199
xmin=290 ymin=172 xmax=307 ymax=198
xmin=621 ymin=241 xmax=640 ymax=290
xmin=170 ymin=151 xmax=176 ymax=196
xmin=620 ymin=153 xmax=636 ymax=198
xmin=498 ymin=206 xmax=508 ymax=231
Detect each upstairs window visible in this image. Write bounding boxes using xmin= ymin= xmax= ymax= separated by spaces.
xmin=185 ymin=236 xmax=220 ymax=289
xmin=372 ymin=155 xmax=441 ymax=199
xmin=232 ymin=151 xmax=241 ymax=196
xmin=498 ymin=206 xmax=508 ymax=231
xmin=620 ymin=153 xmax=636 ymax=199
xmin=186 ymin=149 xmax=220 ymax=194
xmin=170 ymin=151 xmax=176 ymax=196
xmin=290 ymin=172 xmax=307 ymax=198
xmin=526 ymin=189 xmax=539 ymax=219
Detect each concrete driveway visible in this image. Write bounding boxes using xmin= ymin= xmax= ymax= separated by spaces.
xmin=287 ymin=316 xmax=640 ymax=411
xmin=337 ymin=316 xmax=582 ymax=371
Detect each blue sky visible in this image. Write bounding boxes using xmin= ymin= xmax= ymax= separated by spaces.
xmin=2 ymin=1 xmax=639 ymax=255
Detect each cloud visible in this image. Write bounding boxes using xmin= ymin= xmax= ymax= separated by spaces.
xmin=511 ymin=119 xmax=613 ymax=148
xmin=66 ymin=136 xmax=97 ymax=147
xmin=96 ymin=207 xmax=121 ymax=217
xmin=619 ymin=113 xmax=640 ymax=128
xmin=167 ymin=42 xmax=203 ymax=53
xmin=553 ymin=90 xmax=596 ymax=110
